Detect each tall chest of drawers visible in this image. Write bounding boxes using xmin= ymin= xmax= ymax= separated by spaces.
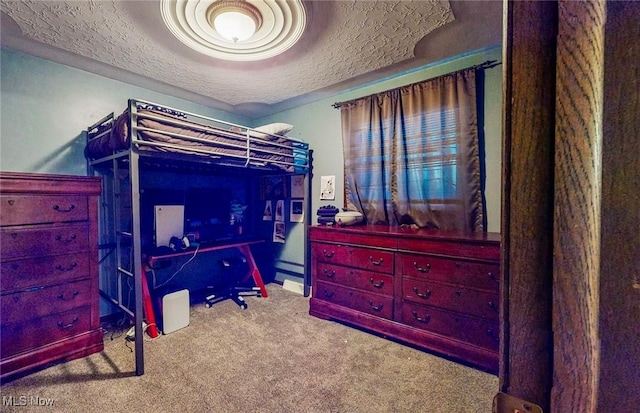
xmin=0 ymin=172 xmax=104 ymax=381
xmin=309 ymin=225 xmax=500 ymax=374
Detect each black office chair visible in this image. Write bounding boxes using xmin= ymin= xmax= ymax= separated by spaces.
xmin=204 ymin=255 xmax=262 ymax=310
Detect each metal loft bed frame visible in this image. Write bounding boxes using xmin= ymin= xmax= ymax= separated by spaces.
xmin=85 ymin=98 xmax=313 ymax=376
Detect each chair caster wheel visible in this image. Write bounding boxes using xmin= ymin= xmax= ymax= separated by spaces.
xmin=241 ymin=304 xmax=248 ymax=310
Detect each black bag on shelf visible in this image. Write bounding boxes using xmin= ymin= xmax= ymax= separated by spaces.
xmin=316 ymin=205 xmax=339 ymax=225
xmin=317 ymin=205 xmax=339 ymax=217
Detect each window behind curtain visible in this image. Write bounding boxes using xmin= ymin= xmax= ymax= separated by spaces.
xmin=340 ymin=68 xmax=485 ymax=232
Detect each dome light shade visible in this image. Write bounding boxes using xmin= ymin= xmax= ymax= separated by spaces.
xmin=161 ymin=0 xmax=307 ymax=61
xmin=213 ymin=11 xmax=256 ymax=42
xmin=207 ymin=0 xmax=262 ymax=43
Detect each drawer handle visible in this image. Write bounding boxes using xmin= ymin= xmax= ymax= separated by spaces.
xmin=413 ymin=262 xmax=431 ymax=273
xmin=7 ymin=199 xmax=15 ymax=206
xmin=57 ymin=317 xmax=79 ymax=330
xmin=369 ymin=278 xmax=385 ymax=289
xmin=368 ymin=301 xmax=384 ymax=312
xmin=455 ymin=290 xmax=462 ymax=297
xmin=55 ymin=233 xmax=77 ymax=243
xmin=57 ymin=291 xmax=80 ymax=301
xmin=488 ymin=272 xmax=499 ymax=283
xmin=487 ymin=329 xmax=499 ymax=342
xmin=322 ymin=249 xmax=335 ymax=258
xmin=56 ymin=262 xmax=78 ymax=272
xmin=369 ymin=256 xmax=384 ymax=266
xmin=53 ymin=204 xmax=76 ymax=213
xmin=323 ymin=269 xmax=335 ymax=278
xmin=489 ymin=301 xmax=499 ymax=312
xmin=412 ymin=311 xmax=430 ymax=323
xmin=322 ymin=289 xmax=334 ymax=298
xmin=413 ymin=287 xmax=431 ymax=299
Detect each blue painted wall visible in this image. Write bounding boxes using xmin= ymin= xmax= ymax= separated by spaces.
xmin=1 ymin=45 xmax=502 ymax=298
xmin=0 ymin=48 xmax=249 ymax=175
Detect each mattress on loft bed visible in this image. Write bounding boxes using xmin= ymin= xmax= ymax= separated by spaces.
xmin=85 ymin=107 xmax=308 ymax=173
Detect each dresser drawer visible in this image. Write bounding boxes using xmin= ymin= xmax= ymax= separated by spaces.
xmin=0 ymin=224 xmax=90 ymax=260
xmin=315 ymin=281 xmax=393 ymax=320
xmin=316 ymin=262 xmax=394 ymax=296
xmin=313 ymin=243 xmax=394 ymax=274
xmin=400 ymin=303 xmax=499 ymax=351
xmin=0 ymin=195 xmax=88 ymax=226
xmin=398 ymin=238 xmax=500 ymax=261
xmin=1 ymin=253 xmax=90 ymax=292
xmin=314 ymin=243 xmax=352 ymax=265
xmin=350 ymin=247 xmax=394 ymax=274
xmin=1 ymin=279 xmax=92 ymax=324
xmin=402 ymin=278 xmax=499 ymax=320
xmin=399 ymin=253 xmax=500 ymax=291
xmin=0 ymin=306 xmax=93 ymax=358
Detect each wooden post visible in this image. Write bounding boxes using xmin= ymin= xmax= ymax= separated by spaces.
xmin=552 ymin=1 xmax=606 ymax=412
xmin=501 ymin=1 xmax=557 ymax=410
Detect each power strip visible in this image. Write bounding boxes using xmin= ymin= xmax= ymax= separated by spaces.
xmin=125 ymin=322 xmax=148 ymax=341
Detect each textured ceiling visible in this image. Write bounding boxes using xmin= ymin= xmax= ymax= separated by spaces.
xmin=0 ymin=0 xmax=502 ymax=118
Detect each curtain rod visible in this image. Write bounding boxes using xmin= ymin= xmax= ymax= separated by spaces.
xmin=332 ymin=59 xmax=502 ymax=109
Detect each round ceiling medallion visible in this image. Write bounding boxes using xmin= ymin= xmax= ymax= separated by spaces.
xmin=161 ymin=0 xmax=307 ymax=62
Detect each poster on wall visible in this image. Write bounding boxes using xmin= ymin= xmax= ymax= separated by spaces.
xmin=263 ymin=200 xmax=273 ymax=221
xmin=320 ymin=175 xmax=335 ymax=200
xmin=273 ymin=221 xmax=286 ymax=243
xmin=290 ymin=199 xmax=304 ymax=223
xmin=275 ymin=199 xmax=285 ymax=222
xmin=291 ymin=175 xmax=304 ymax=198
xmin=259 ymin=176 xmax=288 ymax=200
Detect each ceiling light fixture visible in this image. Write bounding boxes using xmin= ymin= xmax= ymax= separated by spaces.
xmin=161 ymin=0 xmax=307 ymax=61
xmin=207 ymin=0 xmax=262 ymax=43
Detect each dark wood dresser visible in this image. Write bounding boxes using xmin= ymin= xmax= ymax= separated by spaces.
xmin=309 ymin=225 xmax=500 ymax=374
xmin=0 ymin=172 xmax=104 ymax=381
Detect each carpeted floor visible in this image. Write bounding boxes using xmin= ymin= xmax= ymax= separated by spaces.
xmin=0 ymin=284 xmax=498 ymax=412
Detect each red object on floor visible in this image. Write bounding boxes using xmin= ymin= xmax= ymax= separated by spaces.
xmin=141 ymin=266 xmax=160 ymax=339
xmin=237 ymin=244 xmax=268 ymax=298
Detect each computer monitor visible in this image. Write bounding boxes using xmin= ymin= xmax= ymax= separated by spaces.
xmin=184 ymin=187 xmax=232 ymax=243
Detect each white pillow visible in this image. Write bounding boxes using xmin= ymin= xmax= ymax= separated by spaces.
xmin=254 ymin=122 xmax=294 ymax=137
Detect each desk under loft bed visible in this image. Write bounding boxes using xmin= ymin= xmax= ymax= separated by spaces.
xmin=85 ymin=98 xmax=312 ymax=376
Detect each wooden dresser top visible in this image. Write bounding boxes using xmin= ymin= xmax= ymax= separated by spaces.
xmin=309 ymin=224 xmax=501 ymax=244
xmin=0 ymin=172 xmax=101 ymax=195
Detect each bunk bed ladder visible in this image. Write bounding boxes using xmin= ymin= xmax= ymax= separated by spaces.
xmin=89 ymin=105 xmax=146 ymax=377
xmin=104 ymin=150 xmax=145 ymax=377
xmin=304 ymin=149 xmax=314 ymax=297
xmin=127 ymin=101 xmax=146 ymax=376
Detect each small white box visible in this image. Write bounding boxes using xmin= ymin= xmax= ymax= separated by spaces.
xmin=162 ymin=289 xmax=190 ymax=334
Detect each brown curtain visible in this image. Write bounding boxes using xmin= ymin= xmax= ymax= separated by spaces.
xmin=340 ymin=67 xmax=484 ymax=231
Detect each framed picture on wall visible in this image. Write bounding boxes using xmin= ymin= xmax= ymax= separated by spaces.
xmin=275 ymin=200 xmax=285 ymax=222
xmin=273 ymin=221 xmax=285 ymax=243
xmin=263 ymin=200 xmax=273 ymax=221
xmin=259 ymin=176 xmax=288 ymax=200
xmin=320 ymin=175 xmax=335 ymax=200
xmin=291 ymin=175 xmax=304 ymax=198
xmin=290 ymin=199 xmax=304 ymax=223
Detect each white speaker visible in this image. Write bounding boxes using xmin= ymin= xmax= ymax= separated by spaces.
xmin=162 ymin=289 xmax=190 ymax=334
